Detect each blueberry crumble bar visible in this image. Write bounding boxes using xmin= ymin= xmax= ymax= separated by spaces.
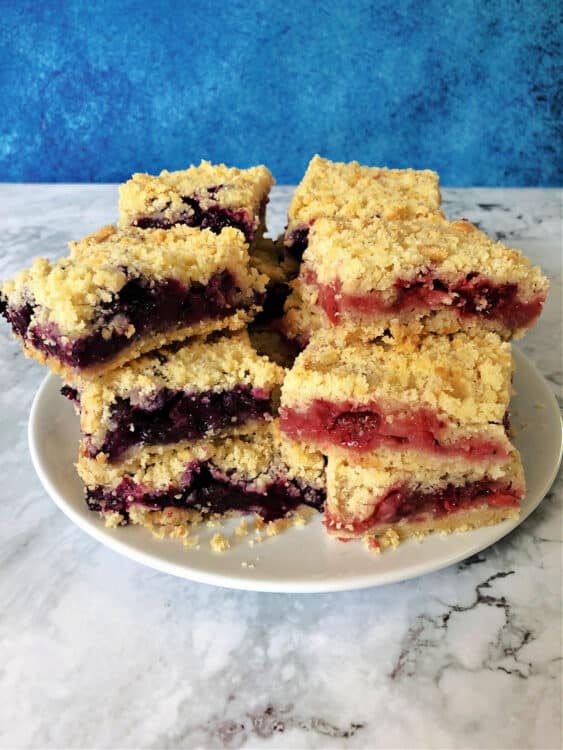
xmin=1 ymin=225 xmax=268 ymax=379
xmin=67 ymin=332 xmax=285 ymax=461
xmin=285 ymin=154 xmax=442 ymax=259
xmin=301 ymin=215 xmax=549 ymax=339
xmin=119 ymin=161 xmax=274 ymax=243
xmin=280 ymin=328 xmax=514 ymax=463
xmin=78 ymin=422 xmax=326 ymax=529
xmin=325 ymin=448 xmax=524 ymax=550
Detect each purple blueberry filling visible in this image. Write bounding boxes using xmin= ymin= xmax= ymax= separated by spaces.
xmin=90 ymin=385 xmax=273 ymax=461
xmin=133 ymin=190 xmax=258 ymax=242
xmin=286 ymin=226 xmax=310 ymax=261
xmin=0 ymin=298 xmax=33 ymax=337
xmin=86 ymin=463 xmax=325 ymax=523
xmin=1 ymin=270 xmax=263 ymax=370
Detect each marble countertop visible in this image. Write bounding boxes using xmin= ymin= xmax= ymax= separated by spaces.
xmin=0 ymin=186 xmax=561 ymax=750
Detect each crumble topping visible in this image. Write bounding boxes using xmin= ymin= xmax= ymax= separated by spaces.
xmin=70 ymin=223 xmax=265 ymax=289
xmin=286 ymin=155 xmax=442 ymax=235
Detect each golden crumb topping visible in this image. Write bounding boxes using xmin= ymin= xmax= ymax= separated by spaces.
xmin=69 ymin=224 xmax=256 ymax=284
xmin=118 ymin=160 xmax=274 ymax=227
xmin=281 ymin=328 xmax=513 ymax=425
xmin=303 ymin=215 xmax=549 ymax=300
xmin=2 ymin=225 xmax=267 ymax=337
xmin=77 ymin=332 xmax=285 ymax=442
xmin=77 ymin=421 xmax=325 ymax=494
xmin=286 ymin=155 xmax=442 ymax=235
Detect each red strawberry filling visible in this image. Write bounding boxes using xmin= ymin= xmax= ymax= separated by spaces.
xmin=280 ymin=399 xmax=510 ymax=459
xmin=307 ymin=269 xmax=545 ymax=330
xmin=326 ymin=478 xmax=521 ymax=534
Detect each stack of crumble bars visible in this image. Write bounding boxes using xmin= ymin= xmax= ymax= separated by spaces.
xmin=278 ymin=155 xmax=548 ymax=551
xmin=0 ymin=156 xmax=550 ymax=554
xmin=0 ymin=162 xmax=326 ymax=548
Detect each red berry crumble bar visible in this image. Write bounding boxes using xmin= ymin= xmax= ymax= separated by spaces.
xmin=119 ymin=161 xmax=274 ymax=243
xmin=301 ymin=215 xmax=549 ymax=339
xmin=1 ymin=225 xmax=268 ymax=379
xmin=325 ymin=448 xmax=524 ymax=549
xmin=285 ymin=155 xmax=442 ymax=259
xmin=66 ymin=332 xmax=285 ymax=462
xmin=77 ymin=422 xmax=326 ymax=529
xmin=280 ymin=328 xmax=514 ymax=464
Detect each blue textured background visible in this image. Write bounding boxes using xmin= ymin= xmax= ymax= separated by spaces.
xmin=0 ymin=0 xmax=560 ymax=185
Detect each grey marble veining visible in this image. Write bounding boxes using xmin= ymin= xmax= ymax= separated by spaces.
xmin=0 ymin=186 xmax=561 ymax=750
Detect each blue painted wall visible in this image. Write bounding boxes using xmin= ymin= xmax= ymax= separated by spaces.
xmin=0 ymin=0 xmax=560 ymax=185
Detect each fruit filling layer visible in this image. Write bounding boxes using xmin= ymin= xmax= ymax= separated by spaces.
xmin=1 ymin=270 xmax=262 ymax=370
xmin=326 ymin=479 xmax=521 ymax=534
xmin=280 ymin=399 xmax=510 ymax=459
xmin=308 ymin=269 xmax=545 ymax=330
xmin=132 ymin=190 xmax=259 ymax=242
xmin=89 ymin=385 xmax=273 ymax=461
xmin=86 ymin=463 xmax=326 ymax=523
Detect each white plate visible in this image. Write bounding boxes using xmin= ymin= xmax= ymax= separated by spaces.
xmin=28 ymin=347 xmax=561 ymax=593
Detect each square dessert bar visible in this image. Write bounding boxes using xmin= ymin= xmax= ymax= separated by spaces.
xmin=280 ymin=328 xmax=514 ymax=464
xmin=77 ymin=422 xmax=326 ymax=529
xmin=119 ymin=160 xmax=274 ymax=243
xmin=67 ymin=332 xmax=285 ymax=462
xmin=285 ymin=154 xmax=442 ymax=259
xmin=302 ymin=215 xmax=549 ymax=339
xmin=0 ymin=225 xmax=268 ymax=380
xmin=325 ymin=448 xmax=524 ymax=549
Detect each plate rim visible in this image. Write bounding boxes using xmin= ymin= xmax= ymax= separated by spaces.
xmin=27 ymin=347 xmax=562 ymax=593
